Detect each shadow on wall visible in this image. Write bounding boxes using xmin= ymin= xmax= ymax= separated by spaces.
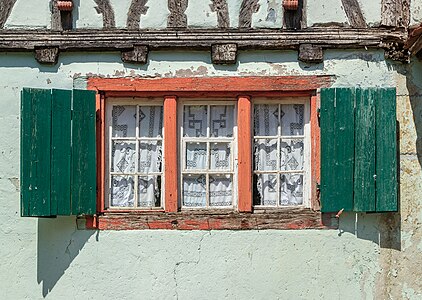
xmin=336 ymin=212 xmax=401 ymax=251
xmin=37 ymin=217 xmax=95 ymax=297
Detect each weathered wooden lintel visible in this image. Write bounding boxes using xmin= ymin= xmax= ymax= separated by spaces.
xmin=121 ymin=45 xmax=148 ymax=64
xmin=0 ymin=28 xmax=406 ymax=64
xmin=298 ymin=44 xmax=323 ymax=63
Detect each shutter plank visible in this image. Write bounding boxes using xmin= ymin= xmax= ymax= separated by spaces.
xmin=71 ymin=90 xmax=96 ymax=215
xmin=320 ymin=88 xmax=355 ymax=212
xmin=51 ymin=89 xmax=72 ymax=215
xmin=21 ymin=88 xmax=52 ymax=216
xmin=354 ymin=88 xmax=376 ymax=212
xmin=334 ymin=88 xmax=355 ymax=212
xmin=376 ymin=88 xmax=398 ymax=212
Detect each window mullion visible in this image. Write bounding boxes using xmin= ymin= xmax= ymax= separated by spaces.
xmin=134 ymin=105 xmax=139 ymax=208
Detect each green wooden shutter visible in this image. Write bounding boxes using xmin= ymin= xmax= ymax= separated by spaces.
xmin=20 ymin=88 xmax=96 ymax=217
xmin=320 ymin=87 xmax=397 ymax=213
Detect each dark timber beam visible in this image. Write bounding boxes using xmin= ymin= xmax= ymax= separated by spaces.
xmin=34 ymin=47 xmax=59 ymax=64
xmin=341 ymin=0 xmax=366 ymax=28
xmin=127 ymin=0 xmax=148 ymax=30
xmin=381 ymin=0 xmax=410 ymax=28
xmin=168 ymin=0 xmax=188 ymax=28
xmin=0 ymin=0 xmax=16 ymax=28
xmin=284 ymin=0 xmax=305 ymax=29
xmin=298 ymin=44 xmax=323 ymax=63
xmin=210 ymin=0 xmax=230 ymax=28
xmin=211 ymin=44 xmax=237 ymax=64
xmin=121 ymin=45 xmax=148 ymax=64
xmin=94 ymin=0 xmax=116 ymax=29
xmin=239 ymin=0 xmax=260 ymax=28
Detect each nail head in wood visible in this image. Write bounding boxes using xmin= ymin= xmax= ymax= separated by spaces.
xmin=121 ymin=45 xmax=148 ymax=64
xmin=211 ymin=43 xmax=238 ymax=65
xmin=298 ymin=44 xmax=323 ymax=63
xmin=34 ymin=47 xmax=60 ymax=64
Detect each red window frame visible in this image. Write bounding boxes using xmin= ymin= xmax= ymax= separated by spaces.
xmin=86 ymin=76 xmax=333 ymax=230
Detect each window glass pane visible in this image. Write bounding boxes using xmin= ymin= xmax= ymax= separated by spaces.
xmin=209 ymin=175 xmax=232 ymax=206
xmin=111 ymin=175 xmax=135 ymax=207
xmin=186 ymin=142 xmax=207 ymax=170
xmin=183 ymin=105 xmax=207 ymax=137
xmin=139 ymin=141 xmax=162 ymax=173
xmin=254 ymin=104 xmax=279 ymax=136
xmin=138 ymin=176 xmax=161 ymax=207
xmin=112 ymin=105 xmax=136 ymax=137
xmin=210 ymin=105 xmax=234 ymax=137
xmin=112 ymin=142 xmax=136 ymax=173
xmin=139 ymin=106 xmax=163 ymax=138
xmin=280 ymin=139 xmax=304 ymax=171
xmin=254 ymin=139 xmax=278 ymax=171
xmin=280 ymin=174 xmax=303 ymax=206
xmin=210 ymin=143 xmax=231 ymax=171
xmin=281 ymin=104 xmax=304 ymax=136
xmin=183 ymin=175 xmax=206 ymax=207
xmin=255 ymin=174 xmax=278 ymax=206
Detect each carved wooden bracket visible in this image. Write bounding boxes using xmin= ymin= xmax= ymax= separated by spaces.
xmin=211 ymin=44 xmax=237 ymax=64
xmin=298 ymin=44 xmax=323 ymax=63
xmin=34 ymin=47 xmax=59 ymax=64
xmin=121 ymin=45 xmax=149 ymax=64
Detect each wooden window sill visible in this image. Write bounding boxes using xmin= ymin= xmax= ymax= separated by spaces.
xmin=82 ymin=208 xmax=338 ymax=230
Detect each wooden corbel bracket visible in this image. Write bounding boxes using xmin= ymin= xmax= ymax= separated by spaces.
xmin=298 ymin=44 xmax=323 ymax=63
xmin=211 ymin=43 xmax=238 ymax=65
xmin=121 ymin=45 xmax=149 ymax=64
xmin=34 ymin=46 xmax=60 ymax=64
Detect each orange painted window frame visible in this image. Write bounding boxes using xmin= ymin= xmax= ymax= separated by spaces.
xmin=87 ymin=76 xmax=332 ymax=229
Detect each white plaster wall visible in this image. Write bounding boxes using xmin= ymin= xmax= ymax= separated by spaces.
xmin=411 ymin=0 xmax=422 ymax=26
xmin=4 ymin=0 xmax=51 ymax=29
xmin=0 ymin=49 xmax=421 ymax=299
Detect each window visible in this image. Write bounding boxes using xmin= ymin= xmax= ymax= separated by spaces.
xmin=104 ymin=96 xmax=310 ymax=211
xmin=181 ymin=103 xmax=237 ymax=208
xmin=106 ymin=99 xmax=164 ymax=209
xmin=252 ymin=100 xmax=311 ymax=207
xmin=28 ymin=77 xmax=398 ymax=230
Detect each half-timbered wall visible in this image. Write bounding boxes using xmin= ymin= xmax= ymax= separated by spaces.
xmin=0 ymin=0 xmax=421 ymax=299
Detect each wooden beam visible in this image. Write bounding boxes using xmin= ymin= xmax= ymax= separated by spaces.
xmin=168 ymin=0 xmax=188 ymax=28
xmin=341 ymin=0 xmax=366 ymax=28
xmin=239 ymin=0 xmax=260 ymax=28
xmin=284 ymin=0 xmax=305 ymax=29
xmin=298 ymin=44 xmax=323 ymax=63
xmin=381 ymin=0 xmax=409 ymax=28
xmin=127 ymin=0 xmax=148 ymax=30
xmin=210 ymin=0 xmax=230 ymax=28
xmin=0 ymin=28 xmax=405 ymax=52
xmin=121 ymin=45 xmax=148 ymax=64
xmin=0 ymin=0 xmax=16 ymax=28
xmin=51 ymin=0 xmax=62 ymax=31
xmin=94 ymin=0 xmax=116 ymax=29
xmin=34 ymin=47 xmax=59 ymax=64
xmin=211 ymin=43 xmax=237 ymax=64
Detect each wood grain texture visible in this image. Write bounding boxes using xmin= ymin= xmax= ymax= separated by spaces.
xmin=0 ymin=0 xmax=16 ymax=28
xmin=310 ymin=94 xmax=320 ymax=210
xmin=71 ymin=90 xmax=97 ymax=215
xmin=283 ymin=0 xmax=304 ymax=29
xmin=121 ymin=45 xmax=148 ymax=63
xmin=210 ymin=0 xmax=230 ymax=28
xmin=376 ymin=88 xmax=397 ymax=212
xmin=239 ymin=0 xmax=260 ymax=28
xmin=95 ymin=208 xmax=329 ymax=230
xmin=51 ymin=89 xmax=72 ymax=216
xmin=88 ymin=76 xmax=333 ymax=93
xmin=341 ymin=0 xmax=366 ymax=28
xmin=51 ymin=0 xmax=62 ymax=31
xmin=211 ymin=43 xmax=237 ymax=64
xmin=164 ymin=96 xmax=178 ymax=212
xmin=168 ymin=0 xmax=188 ymax=28
xmin=381 ymin=0 xmax=408 ymax=28
xmin=127 ymin=0 xmax=148 ymax=30
xmin=237 ymin=96 xmax=252 ymax=212
xmin=353 ymin=88 xmax=376 ymax=212
xmin=0 ymin=28 xmax=405 ymax=55
xmin=20 ymin=89 xmax=52 ymax=217
xmin=94 ymin=0 xmax=116 ymax=29
xmin=34 ymin=47 xmax=59 ymax=64
xmin=298 ymin=44 xmax=323 ymax=63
